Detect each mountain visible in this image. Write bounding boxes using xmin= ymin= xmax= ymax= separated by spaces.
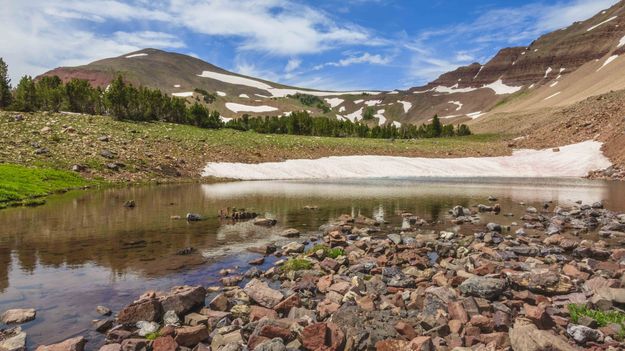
xmin=39 ymin=1 xmax=625 ymax=129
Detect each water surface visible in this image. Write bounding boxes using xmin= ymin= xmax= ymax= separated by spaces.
xmin=1 ymin=178 xmax=625 ymax=347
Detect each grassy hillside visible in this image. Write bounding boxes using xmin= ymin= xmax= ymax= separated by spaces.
xmin=0 ymin=164 xmax=89 ymax=208
xmin=0 ymin=111 xmax=509 ymax=182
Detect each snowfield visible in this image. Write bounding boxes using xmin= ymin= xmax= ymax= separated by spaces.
xmin=448 ymin=101 xmax=463 ymax=111
xmin=216 ymin=91 xmax=227 ymax=97
xmin=325 ymin=98 xmax=344 ymax=108
xmin=126 ymin=53 xmax=148 ymax=58
xmin=201 ymin=141 xmax=610 ymax=180
xmin=225 ymin=103 xmax=278 ymax=113
xmin=342 ymin=107 xmax=363 ymax=122
xmin=172 ymin=92 xmax=194 ymax=97
xmin=398 ymin=101 xmax=412 ymax=113
xmin=587 ymin=16 xmax=617 ymax=31
xmin=197 ymin=70 xmax=379 ymax=97
xmin=483 ymin=79 xmax=522 ymax=95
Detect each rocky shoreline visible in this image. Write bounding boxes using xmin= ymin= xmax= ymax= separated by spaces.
xmin=3 ymin=200 xmax=625 ymax=351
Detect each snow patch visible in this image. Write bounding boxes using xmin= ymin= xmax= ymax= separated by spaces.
xmin=597 ymin=55 xmax=619 ymax=71
xmin=387 ymin=90 xmax=399 ymax=95
xmin=466 ymin=111 xmax=486 ymax=119
xmin=255 ymin=94 xmax=270 ymax=98
xmin=126 ymin=53 xmax=148 ymax=58
xmin=432 ymin=84 xmax=478 ymax=94
xmin=483 ymin=79 xmax=522 ymax=95
xmin=544 ymin=92 xmax=561 ymax=100
xmin=448 ymin=101 xmax=463 ymax=111
xmin=220 ymin=116 xmax=233 ymax=123
xmin=173 ymin=84 xmax=181 ymax=88
xmin=343 ymin=108 xmax=363 ymax=122
xmin=364 ymin=100 xmax=382 ymax=106
xmin=325 ymin=98 xmax=344 ymax=108
xmin=225 ymin=103 xmax=278 ymax=113
xmin=398 ymin=101 xmax=412 ymax=113
xmin=338 ymin=106 xmax=346 ymax=113
xmin=544 ymin=67 xmax=552 ymax=78
xmin=201 ymin=141 xmax=610 ymax=180
xmin=375 ymin=109 xmax=386 ymax=125
xmin=473 ymin=65 xmax=484 ymax=79
xmin=528 ymin=84 xmax=535 ymax=89
xmin=354 ymin=99 xmax=364 ymax=104
xmin=392 ymin=121 xmax=401 ymax=128
xmin=550 ymin=81 xmax=559 ymax=87
xmin=216 ymin=91 xmax=227 ymax=97
xmin=197 ymin=70 xmax=379 ymax=97
xmin=618 ymin=35 xmax=625 ymax=48
xmin=587 ymin=16 xmax=617 ymax=31
xmin=172 ymin=92 xmax=194 ymax=97
xmin=239 ymin=94 xmax=249 ymax=98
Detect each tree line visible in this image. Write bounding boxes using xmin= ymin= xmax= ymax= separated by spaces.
xmin=0 ymin=57 xmax=471 ymax=139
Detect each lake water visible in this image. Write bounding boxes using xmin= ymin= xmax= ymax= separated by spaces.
xmin=1 ymin=178 xmax=625 ymax=348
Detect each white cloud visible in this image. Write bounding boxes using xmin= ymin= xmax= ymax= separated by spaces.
xmin=314 ymin=52 xmax=393 ymax=70
xmin=285 ymin=58 xmax=302 ymax=73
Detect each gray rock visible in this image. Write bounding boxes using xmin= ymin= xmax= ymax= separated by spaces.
xmin=100 ymin=149 xmax=115 ymax=159
xmin=281 ymin=228 xmax=300 ymax=238
xmin=135 ymin=321 xmax=159 ymax=336
xmin=163 ymin=310 xmax=181 ymax=326
xmin=387 ymin=234 xmax=402 ymax=245
xmin=510 ymin=319 xmax=577 ymax=351
xmin=0 ymin=327 xmax=26 ymax=351
xmin=0 ymin=309 xmax=36 ymax=324
xmin=459 ymin=276 xmax=507 ymax=300
xmin=486 ymin=223 xmax=502 ymax=233
xmin=567 ymin=324 xmax=603 ymax=344
xmin=186 ymin=213 xmax=203 ymax=221
xmin=254 ymin=338 xmax=287 ymax=351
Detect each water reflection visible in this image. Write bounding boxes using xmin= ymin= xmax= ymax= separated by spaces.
xmin=0 ymin=178 xmax=624 ymax=347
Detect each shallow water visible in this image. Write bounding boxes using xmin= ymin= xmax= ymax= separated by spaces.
xmin=1 ymin=178 xmax=625 ymax=348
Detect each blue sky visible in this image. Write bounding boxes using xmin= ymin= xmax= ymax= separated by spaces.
xmin=0 ymin=0 xmax=619 ymax=91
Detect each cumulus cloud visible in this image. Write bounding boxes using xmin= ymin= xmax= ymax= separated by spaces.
xmin=314 ymin=52 xmax=393 ymax=70
xmin=285 ymin=58 xmax=302 ymax=73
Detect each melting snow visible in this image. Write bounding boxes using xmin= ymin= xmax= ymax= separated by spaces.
xmin=239 ymin=94 xmax=249 ymax=98
xmin=398 ymin=101 xmax=412 ymax=113
xmin=201 ymin=141 xmax=610 ymax=180
xmin=466 ymin=111 xmax=486 ymax=119
xmin=354 ymin=99 xmax=364 ymax=104
xmin=550 ymin=81 xmax=559 ymax=87
xmin=220 ymin=116 xmax=233 ymax=123
xmin=544 ymin=67 xmax=553 ymax=78
xmin=225 ymin=103 xmax=278 ymax=113
xmin=364 ymin=100 xmax=382 ymax=106
xmin=587 ymin=16 xmax=617 ymax=31
xmin=597 ymin=55 xmax=619 ymax=71
xmin=432 ymin=84 xmax=478 ymax=94
xmin=197 ymin=70 xmax=379 ymax=97
xmin=375 ymin=109 xmax=386 ymax=125
xmin=217 ymin=91 xmax=227 ymax=97
xmin=484 ymin=79 xmax=522 ymax=95
xmin=544 ymin=92 xmax=561 ymax=100
xmin=173 ymin=84 xmax=181 ymax=88
xmin=619 ymin=35 xmax=625 ymax=47
xmin=172 ymin=92 xmax=194 ymax=97
xmin=126 ymin=53 xmax=148 ymax=58
xmin=344 ymin=108 xmax=363 ymax=122
xmin=448 ymin=101 xmax=463 ymax=111
xmin=387 ymin=90 xmax=399 ymax=95
xmin=392 ymin=121 xmax=401 ymax=128
xmin=325 ymin=98 xmax=344 ymax=108
xmin=255 ymin=94 xmax=270 ymax=98
xmin=473 ymin=65 xmax=484 ymax=79
xmin=338 ymin=106 xmax=346 ymax=113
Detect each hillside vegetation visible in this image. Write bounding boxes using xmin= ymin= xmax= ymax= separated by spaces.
xmin=0 ymin=111 xmax=509 ymax=182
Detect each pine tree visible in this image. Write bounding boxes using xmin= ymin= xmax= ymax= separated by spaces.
xmin=105 ymin=75 xmax=128 ymax=119
xmin=36 ymin=75 xmax=63 ymax=112
xmin=0 ymin=58 xmax=12 ymax=108
xmin=430 ymin=114 xmax=442 ymax=137
xmin=12 ymin=76 xmax=37 ymax=112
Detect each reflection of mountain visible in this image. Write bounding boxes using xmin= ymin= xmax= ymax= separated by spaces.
xmin=0 ymin=247 xmax=10 ymax=293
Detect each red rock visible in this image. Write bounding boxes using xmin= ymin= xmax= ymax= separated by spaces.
xmin=159 ymin=285 xmax=207 ymax=316
xmin=328 ymin=281 xmax=350 ymax=294
xmin=478 ymin=332 xmax=510 ymax=348
xmin=259 ymin=324 xmax=294 ymax=340
xmin=394 ymin=321 xmax=417 ymax=340
xmin=317 ymin=299 xmax=340 ymax=318
xmin=117 ymin=298 xmax=163 ymax=324
xmin=448 ymin=319 xmax=463 ymax=334
xmin=174 ymin=325 xmax=209 ymax=347
xmin=375 ymin=339 xmax=409 ymax=351
xmin=356 ymin=295 xmax=375 ymax=311
xmin=447 ymin=301 xmax=468 ymax=323
xmin=408 ymin=336 xmax=434 ymax=351
xmin=562 ymin=264 xmax=590 ymax=280
xmin=273 ymin=294 xmax=300 ymax=314
xmin=321 ymin=257 xmax=340 ymax=272
xmin=152 ymin=336 xmax=178 ymax=351
xmin=301 ymin=322 xmax=344 ymax=351
xmin=120 ymin=339 xmax=147 ymax=351
xmin=244 ymin=278 xmax=284 ymax=309
xmin=469 ymin=314 xmax=491 ymax=330
xmin=247 ymin=335 xmax=270 ymax=350
xmin=250 ymin=306 xmax=278 ymax=322
xmin=523 ymin=303 xmax=554 ymax=329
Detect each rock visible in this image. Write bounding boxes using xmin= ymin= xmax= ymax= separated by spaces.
xmin=98 ymin=136 xmax=110 ymax=142
xmin=459 ymin=276 xmax=507 ymax=300
xmin=0 ymin=327 xmax=27 ymax=351
xmin=35 ymin=337 xmax=87 ymax=351
xmin=507 ymin=269 xmax=574 ymax=295
xmin=567 ymin=324 xmax=603 ymax=344
xmin=209 ymin=293 xmax=229 ymax=311
xmin=486 ymin=223 xmax=502 ymax=233
xmin=123 ymin=200 xmax=135 ymax=208
xmin=509 ymin=319 xmax=577 ymax=351
xmin=254 ymin=338 xmax=286 ymax=351
xmin=96 ymin=305 xmax=112 ymax=316
xmin=387 ymin=234 xmax=402 ymax=245
xmin=136 ymin=321 xmax=159 ymax=336
xmin=100 ymin=149 xmax=115 ymax=159
xmin=244 ymin=279 xmax=284 ymax=308
xmin=282 ymin=242 xmax=304 ymax=254
xmin=210 ymin=330 xmax=243 ymax=350
xmin=0 ymin=309 xmax=36 ymax=324
xmin=163 ymin=310 xmax=181 ymax=326
xmin=408 ymin=336 xmax=434 ymax=351
xmin=300 ymin=322 xmax=344 ymax=351
xmin=152 ymin=336 xmax=178 ymax=351
xmin=119 ymin=339 xmax=147 ymax=351
xmin=186 ymin=213 xmax=203 ymax=221
xmin=175 ymin=325 xmax=210 ymax=347
xmin=281 ymin=228 xmax=300 ymax=238
xmin=375 ymin=339 xmax=409 ymax=351
xmin=159 ymin=285 xmax=206 ymax=316
xmin=184 ymin=313 xmax=208 ymax=326
xmin=92 ymin=319 xmax=113 ymax=333
xmin=98 ymin=344 xmax=121 ymax=351
xmin=254 ymin=218 xmax=277 ymax=226
xmin=249 ymin=257 xmax=265 ymax=265
xmin=117 ymin=298 xmax=163 ymax=324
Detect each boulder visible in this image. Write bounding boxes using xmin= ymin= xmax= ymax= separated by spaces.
xmin=566 ymin=324 xmax=603 ymax=344
xmin=175 ymin=325 xmax=210 ymax=347
xmin=35 ymin=337 xmax=87 ymax=351
xmin=159 ymin=285 xmax=206 ymax=316
xmin=0 ymin=309 xmax=36 ymax=324
xmin=0 ymin=327 xmax=27 ymax=351
xmin=300 ymin=322 xmax=344 ymax=351
xmin=152 ymin=336 xmax=178 ymax=351
xmin=507 ymin=269 xmax=574 ymax=295
xmin=281 ymin=228 xmax=300 ymax=238
xmin=244 ymin=279 xmax=284 ymax=308
xmin=509 ymin=319 xmax=578 ymax=351
xmin=459 ymin=276 xmax=507 ymax=300
xmin=117 ymin=298 xmax=163 ymax=324
xmin=254 ymin=338 xmax=287 ymax=351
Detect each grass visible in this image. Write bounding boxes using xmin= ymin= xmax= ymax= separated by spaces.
xmin=307 ymin=244 xmax=345 ymax=259
xmin=0 ymin=164 xmax=89 ymax=207
xmin=568 ymin=304 xmax=625 ymax=340
xmin=282 ymin=258 xmax=314 ymax=272
xmin=0 ymin=111 xmax=509 ymax=182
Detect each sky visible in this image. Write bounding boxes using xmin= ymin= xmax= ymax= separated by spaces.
xmin=0 ymin=0 xmax=619 ymax=91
